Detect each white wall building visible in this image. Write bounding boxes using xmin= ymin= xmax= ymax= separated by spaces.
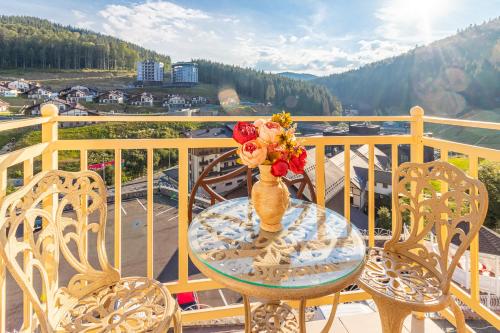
xmin=137 ymin=60 xmax=164 ymax=82
xmin=171 ymin=62 xmax=198 ymax=84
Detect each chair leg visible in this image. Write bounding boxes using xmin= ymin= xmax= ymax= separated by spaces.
xmin=372 ymin=295 xmax=411 ymax=333
xmin=450 ymin=298 xmax=466 ymax=333
xmin=173 ymin=307 xmax=182 ymax=333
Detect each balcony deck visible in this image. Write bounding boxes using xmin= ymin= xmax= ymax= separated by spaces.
xmin=182 ymin=303 xmax=452 ymax=332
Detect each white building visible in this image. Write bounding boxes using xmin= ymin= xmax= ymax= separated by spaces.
xmin=171 ymin=62 xmax=198 ymax=84
xmin=27 ymin=87 xmax=55 ymax=100
xmin=97 ymin=91 xmax=125 ymax=104
xmin=0 ymin=88 xmax=18 ymax=98
xmin=129 ymin=92 xmax=154 ymax=106
xmin=7 ymin=80 xmax=32 ymax=92
xmin=0 ymin=99 xmax=9 ymax=112
xmin=137 ymin=60 xmax=164 ymax=82
xmin=185 ymin=127 xmax=245 ymax=195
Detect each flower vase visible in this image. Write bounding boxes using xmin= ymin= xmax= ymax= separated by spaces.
xmin=251 ymin=164 xmax=290 ymax=232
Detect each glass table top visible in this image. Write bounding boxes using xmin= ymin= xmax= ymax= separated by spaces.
xmin=188 ymin=198 xmax=366 ymax=289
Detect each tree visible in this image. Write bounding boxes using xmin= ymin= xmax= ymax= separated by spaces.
xmin=377 ymin=206 xmax=392 ymax=230
xmin=479 ymin=161 xmax=500 ymax=231
xmin=265 ymin=82 xmax=276 ymax=102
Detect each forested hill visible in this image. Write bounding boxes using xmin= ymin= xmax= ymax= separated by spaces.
xmin=0 ymin=16 xmax=170 ymax=70
xmin=196 ymin=60 xmax=342 ymax=116
xmin=314 ymin=17 xmax=500 ymax=118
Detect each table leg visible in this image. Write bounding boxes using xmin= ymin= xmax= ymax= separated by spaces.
xmin=299 ymin=299 xmax=306 ymax=333
xmin=320 ymin=292 xmax=340 ymax=333
xmin=243 ymin=295 xmax=251 ymax=333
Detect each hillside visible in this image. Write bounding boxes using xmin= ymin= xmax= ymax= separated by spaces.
xmin=314 ymin=18 xmax=500 ymax=118
xmin=0 ymin=16 xmax=171 ymax=70
xmin=197 ymin=60 xmax=342 ymax=116
xmin=277 ymin=72 xmax=318 ymax=81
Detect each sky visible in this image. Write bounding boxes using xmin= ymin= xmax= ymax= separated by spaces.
xmin=1 ymin=0 xmax=499 ymax=75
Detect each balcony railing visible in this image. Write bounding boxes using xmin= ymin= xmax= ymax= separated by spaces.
xmin=0 ymin=106 xmax=499 ymax=332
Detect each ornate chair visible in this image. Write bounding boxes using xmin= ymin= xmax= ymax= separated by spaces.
xmin=188 ymin=148 xmax=316 ymax=222
xmin=0 ymin=170 xmax=181 ymax=333
xmin=358 ymin=161 xmax=488 ymax=333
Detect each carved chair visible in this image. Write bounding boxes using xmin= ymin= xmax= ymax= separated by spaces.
xmin=188 ymin=148 xmax=316 ymax=222
xmin=0 ymin=170 xmax=181 ymax=333
xmin=358 ymin=161 xmax=488 ymax=333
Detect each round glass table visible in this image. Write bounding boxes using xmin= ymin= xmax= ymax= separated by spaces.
xmin=188 ymin=198 xmax=366 ymax=333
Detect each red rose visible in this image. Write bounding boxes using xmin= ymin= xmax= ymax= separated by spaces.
xmin=289 ymin=148 xmax=307 ymax=174
xmin=271 ymin=159 xmax=289 ymax=177
xmin=233 ymin=122 xmax=258 ymax=144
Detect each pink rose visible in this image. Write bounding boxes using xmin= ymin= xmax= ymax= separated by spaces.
xmin=259 ymin=121 xmax=282 ymax=144
xmin=238 ymin=140 xmax=267 ymax=168
xmin=253 ymin=118 xmax=266 ymax=129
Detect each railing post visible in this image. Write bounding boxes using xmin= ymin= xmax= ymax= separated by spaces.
xmin=410 ymin=106 xmax=425 ymax=321
xmin=40 ymin=104 xmax=58 ymax=285
xmin=410 ymin=106 xmax=424 ymax=164
xmin=41 ymin=104 xmax=59 ymax=171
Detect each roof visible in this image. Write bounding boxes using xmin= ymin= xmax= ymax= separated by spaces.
xmin=450 ymin=225 xmax=500 ymax=256
xmin=129 ymin=92 xmax=153 ymax=102
xmin=288 ymin=147 xmax=345 ymax=202
xmin=182 ymin=127 xmax=232 ymax=138
xmin=355 ymin=144 xmax=390 ymax=170
xmin=98 ymin=90 xmax=125 ymax=98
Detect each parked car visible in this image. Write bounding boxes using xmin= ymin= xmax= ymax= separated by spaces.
xmin=176 ymin=291 xmax=199 ymax=310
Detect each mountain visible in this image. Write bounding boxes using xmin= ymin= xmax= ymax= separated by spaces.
xmin=196 ymin=60 xmax=342 ymax=116
xmin=0 ymin=16 xmax=170 ymax=70
xmin=277 ymin=72 xmax=318 ymax=81
xmin=314 ymin=18 xmax=500 ymax=118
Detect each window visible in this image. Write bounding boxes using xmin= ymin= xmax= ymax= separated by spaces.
xmin=225 ymin=182 xmax=233 ymax=186
xmin=237 ymin=179 xmax=243 ymax=183
xmin=382 ymin=183 xmax=388 ymax=189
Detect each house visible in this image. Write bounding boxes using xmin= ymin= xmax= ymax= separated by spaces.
xmin=25 ymin=98 xmax=73 ymax=116
xmin=0 ymin=88 xmax=18 ymax=98
xmin=190 ymin=96 xmax=207 ymax=105
xmin=287 ymin=147 xmax=345 ymax=203
xmin=97 ymin=90 xmax=125 ymax=104
xmin=7 ymin=80 xmax=34 ymax=93
xmin=59 ymin=86 xmax=98 ymax=103
xmin=59 ymin=107 xmax=99 ymax=128
xmin=63 ymin=89 xmax=95 ymax=103
xmin=26 ymin=87 xmax=55 ymax=100
xmin=0 ymin=99 xmax=9 ymax=112
xmin=129 ymin=92 xmax=154 ymax=106
xmin=163 ymin=95 xmax=186 ymax=108
xmin=330 ymin=145 xmax=392 ymax=208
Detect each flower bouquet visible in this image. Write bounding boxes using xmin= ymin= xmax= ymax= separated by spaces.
xmin=232 ymin=111 xmax=307 ymax=232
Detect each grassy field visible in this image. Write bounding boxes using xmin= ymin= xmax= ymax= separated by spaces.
xmin=81 ymin=102 xmax=168 ymax=114
xmin=127 ymin=83 xmax=219 ymax=99
xmin=0 ymin=69 xmax=136 ymax=91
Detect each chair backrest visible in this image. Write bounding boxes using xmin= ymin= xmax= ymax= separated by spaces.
xmin=188 ymin=148 xmax=316 ymax=222
xmin=0 ymin=170 xmax=119 ymax=331
xmin=384 ymin=161 xmax=488 ymax=293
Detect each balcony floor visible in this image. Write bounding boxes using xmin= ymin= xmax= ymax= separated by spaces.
xmin=182 ymin=302 xmax=453 ymax=332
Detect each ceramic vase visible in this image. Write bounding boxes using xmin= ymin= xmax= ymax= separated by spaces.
xmin=251 ymin=164 xmax=290 ymax=232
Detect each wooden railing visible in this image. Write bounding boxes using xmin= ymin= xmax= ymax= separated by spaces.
xmin=0 ymin=105 xmax=499 ymax=332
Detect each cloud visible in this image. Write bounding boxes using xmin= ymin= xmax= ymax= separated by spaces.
xmin=67 ymin=0 xmax=442 ymax=75
xmin=374 ymin=0 xmax=454 ymax=43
